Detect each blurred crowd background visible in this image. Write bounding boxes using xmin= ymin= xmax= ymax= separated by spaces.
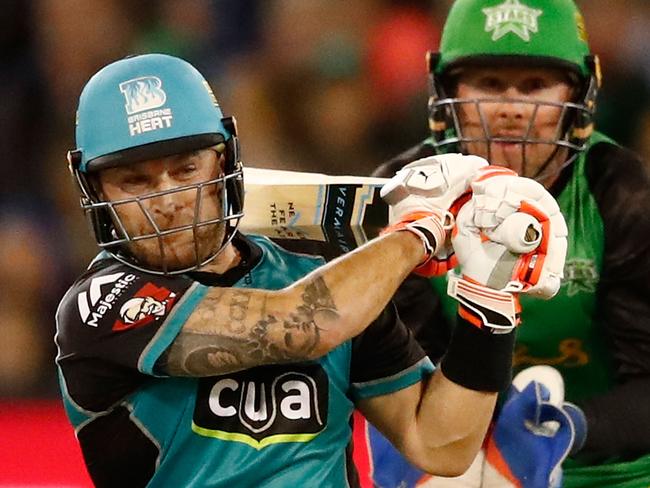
xmin=2 ymin=0 xmax=650 ymax=399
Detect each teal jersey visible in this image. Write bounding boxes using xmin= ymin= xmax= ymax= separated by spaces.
xmin=55 ymin=234 xmax=433 ymax=487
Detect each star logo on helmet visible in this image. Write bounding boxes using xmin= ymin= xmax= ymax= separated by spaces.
xmin=482 ymin=0 xmax=543 ymax=42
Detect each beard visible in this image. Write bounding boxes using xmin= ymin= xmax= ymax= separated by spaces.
xmin=127 ymin=221 xmax=226 ymax=272
xmin=106 ymin=177 xmax=240 ymax=272
xmin=120 ymin=184 xmax=228 ymax=272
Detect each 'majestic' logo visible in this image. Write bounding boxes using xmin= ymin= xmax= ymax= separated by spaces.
xmin=77 ymin=272 xmax=138 ymax=327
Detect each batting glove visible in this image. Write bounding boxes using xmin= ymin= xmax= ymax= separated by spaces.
xmin=381 ymin=154 xmax=488 ymax=276
xmin=448 ymin=167 xmax=568 ymax=333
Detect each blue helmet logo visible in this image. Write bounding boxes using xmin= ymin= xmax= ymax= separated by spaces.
xmin=119 ymin=76 xmax=167 ymax=115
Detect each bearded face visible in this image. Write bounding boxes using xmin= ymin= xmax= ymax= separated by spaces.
xmin=98 ymin=147 xmax=230 ymax=273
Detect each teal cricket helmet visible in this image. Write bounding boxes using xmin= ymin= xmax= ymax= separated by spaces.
xmin=72 ymin=53 xmax=233 ymax=172
xmin=68 ymin=53 xmax=244 ymax=275
xmin=426 ymin=0 xmax=601 ymax=180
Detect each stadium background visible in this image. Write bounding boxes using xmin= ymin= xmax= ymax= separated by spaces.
xmin=1 ymin=0 xmax=649 ymax=485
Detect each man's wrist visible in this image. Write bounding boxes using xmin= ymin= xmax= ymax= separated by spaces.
xmin=382 ymin=212 xmax=445 ymax=266
xmin=382 ymin=230 xmax=428 ymax=269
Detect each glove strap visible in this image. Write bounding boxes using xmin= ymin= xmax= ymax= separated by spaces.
xmin=382 ymin=211 xmax=445 ymax=267
xmin=447 ymin=275 xmax=521 ymax=333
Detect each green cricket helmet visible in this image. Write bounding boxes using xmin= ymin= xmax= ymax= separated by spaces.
xmin=67 ymin=53 xmax=244 ymax=274
xmin=427 ymin=0 xmax=601 ymax=179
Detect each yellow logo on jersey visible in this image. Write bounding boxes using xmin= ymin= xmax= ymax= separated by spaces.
xmin=514 ymin=339 xmax=589 ymax=368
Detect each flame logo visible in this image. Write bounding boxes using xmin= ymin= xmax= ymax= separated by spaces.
xmin=119 ymin=76 xmax=167 ymax=115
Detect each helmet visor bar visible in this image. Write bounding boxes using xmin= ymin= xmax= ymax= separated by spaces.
xmin=85 ymin=172 xmax=243 ymax=245
xmin=432 ymin=96 xmax=590 ymax=152
xmin=82 ymin=170 xmax=243 ymax=274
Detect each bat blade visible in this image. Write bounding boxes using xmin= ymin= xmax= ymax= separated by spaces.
xmin=240 ymin=167 xmax=390 ymax=254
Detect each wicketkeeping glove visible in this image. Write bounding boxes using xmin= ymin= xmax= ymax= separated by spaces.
xmin=448 ymin=167 xmax=568 ymax=333
xmin=380 ymin=154 xmax=488 ymax=277
xmin=485 ymin=366 xmax=587 ymax=488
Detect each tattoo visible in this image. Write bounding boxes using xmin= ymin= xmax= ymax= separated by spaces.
xmin=163 ymin=277 xmax=339 ymax=376
xmin=227 ymin=289 xmax=251 ymax=334
xmin=279 ymin=276 xmax=338 ymax=357
xmin=164 ymin=334 xmax=248 ymax=376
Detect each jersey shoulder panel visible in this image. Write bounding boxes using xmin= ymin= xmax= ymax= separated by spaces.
xmin=584 ymin=137 xmax=650 ymax=207
xmin=55 ymin=258 xmax=201 ymax=411
xmin=56 ymin=258 xmax=198 ymax=354
xmin=584 ymin=139 xmax=650 ymax=270
xmin=249 ymin=234 xmax=327 ymax=261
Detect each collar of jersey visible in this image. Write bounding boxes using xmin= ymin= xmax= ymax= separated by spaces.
xmin=186 ymin=232 xmax=262 ymax=286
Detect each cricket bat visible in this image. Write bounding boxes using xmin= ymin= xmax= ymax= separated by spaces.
xmin=240 ymin=167 xmax=390 ymax=256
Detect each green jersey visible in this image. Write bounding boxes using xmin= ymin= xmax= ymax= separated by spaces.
xmin=378 ymin=132 xmax=650 ymax=487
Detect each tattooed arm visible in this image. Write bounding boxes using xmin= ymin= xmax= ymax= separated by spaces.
xmin=162 ymin=231 xmax=424 ymax=377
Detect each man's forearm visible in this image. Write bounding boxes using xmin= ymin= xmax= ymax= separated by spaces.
xmin=359 ymin=367 xmax=498 ymax=477
xmin=163 ymin=232 xmax=424 ymax=376
xmin=406 ymin=319 xmax=516 ymax=474
xmin=412 ymin=370 xmax=497 ymax=474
